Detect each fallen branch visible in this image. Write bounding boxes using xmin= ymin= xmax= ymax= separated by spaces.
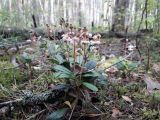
xmin=0 ymin=85 xmax=70 ymax=108
xmin=104 ymin=51 xmax=135 ymax=71
xmin=100 ymin=31 xmax=143 ymax=38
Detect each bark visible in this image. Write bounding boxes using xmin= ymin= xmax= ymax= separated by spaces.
xmin=0 ymin=26 xmax=143 ymax=41
xmin=100 ymin=31 xmax=143 ymax=38
xmin=0 ymin=26 xmax=46 ymax=39
xmin=112 ymin=0 xmax=129 ymax=32
xmin=78 ymin=0 xmax=82 ymax=26
xmin=0 ymin=85 xmax=70 ymax=108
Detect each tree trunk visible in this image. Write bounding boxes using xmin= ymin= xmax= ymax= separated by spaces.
xmin=112 ymin=0 xmax=129 ymax=32
xmin=78 ymin=0 xmax=82 ymax=26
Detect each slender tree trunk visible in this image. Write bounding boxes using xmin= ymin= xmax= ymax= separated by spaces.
xmin=112 ymin=0 xmax=129 ymax=32
xmin=145 ymin=0 xmax=148 ymax=30
xmin=78 ymin=0 xmax=82 ymax=26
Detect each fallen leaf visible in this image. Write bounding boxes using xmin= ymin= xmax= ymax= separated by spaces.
xmin=112 ymin=108 xmax=122 ymax=118
xmin=143 ymin=75 xmax=160 ymax=91
xmin=152 ymin=63 xmax=160 ymax=73
xmin=106 ymin=66 xmax=119 ymax=74
xmin=122 ymin=96 xmax=132 ymax=103
xmin=122 ymin=96 xmax=133 ymax=105
xmin=64 ymin=101 xmax=72 ymax=109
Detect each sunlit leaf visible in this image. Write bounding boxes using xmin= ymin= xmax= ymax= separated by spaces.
xmin=64 ymin=101 xmax=72 ymax=109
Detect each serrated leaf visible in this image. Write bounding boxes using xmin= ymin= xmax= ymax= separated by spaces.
xmin=46 ymin=108 xmax=68 ymax=120
xmin=82 ymin=82 xmax=98 ymax=92
xmin=85 ymin=60 xmax=97 ymax=70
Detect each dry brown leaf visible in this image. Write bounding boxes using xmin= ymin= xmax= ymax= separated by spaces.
xmin=106 ymin=66 xmax=119 ymax=74
xmin=143 ymin=75 xmax=160 ymax=91
xmin=64 ymin=101 xmax=72 ymax=109
xmin=112 ymin=108 xmax=122 ymax=118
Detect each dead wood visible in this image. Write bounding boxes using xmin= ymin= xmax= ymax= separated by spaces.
xmin=100 ymin=31 xmax=143 ymax=38
xmin=0 ymin=85 xmax=70 ymax=108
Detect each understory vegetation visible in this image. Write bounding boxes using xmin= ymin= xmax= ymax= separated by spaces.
xmin=0 ymin=0 xmax=160 ymax=120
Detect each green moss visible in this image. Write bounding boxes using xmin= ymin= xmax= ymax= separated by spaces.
xmin=152 ymin=91 xmax=160 ymax=102
xmin=0 ymin=55 xmax=10 ymax=61
xmin=0 ymin=61 xmax=23 ymax=87
xmin=141 ymin=107 xmax=160 ymax=120
xmin=33 ymin=73 xmax=59 ymax=85
xmin=116 ymin=86 xmax=129 ymax=96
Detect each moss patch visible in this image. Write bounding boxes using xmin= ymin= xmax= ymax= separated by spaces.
xmin=0 ymin=61 xmax=23 ymax=88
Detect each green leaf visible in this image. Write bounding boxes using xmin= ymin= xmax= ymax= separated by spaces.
xmin=116 ymin=61 xmax=126 ymax=70
xmin=55 ymin=54 xmax=64 ymax=64
xmin=20 ymin=53 xmax=32 ymax=63
xmin=82 ymin=71 xmax=99 ymax=77
xmin=53 ymin=65 xmax=72 ymax=74
xmin=54 ymin=72 xmax=73 ymax=79
xmin=46 ymin=108 xmax=68 ymax=120
xmin=76 ymin=56 xmax=83 ymax=65
xmin=97 ymin=74 xmax=108 ymax=85
xmin=82 ymin=82 xmax=98 ymax=92
xmin=48 ymin=58 xmax=59 ymax=64
xmin=128 ymin=62 xmax=138 ymax=70
xmin=85 ymin=60 xmax=97 ymax=70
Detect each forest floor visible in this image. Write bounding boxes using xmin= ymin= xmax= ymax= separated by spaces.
xmin=0 ymin=35 xmax=160 ymax=120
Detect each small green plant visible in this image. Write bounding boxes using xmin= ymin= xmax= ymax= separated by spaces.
xmin=19 ymin=52 xmax=34 ymax=80
xmin=116 ymin=86 xmax=128 ymax=96
xmin=141 ymin=107 xmax=160 ymax=120
xmin=0 ymin=61 xmax=23 ymax=87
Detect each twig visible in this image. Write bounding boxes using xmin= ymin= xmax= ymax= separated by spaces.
xmin=80 ymin=112 xmax=108 ymax=117
xmin=26 ymin=109 xmax=46 ymax=120
xmin=0 ymin=98 xmax=23 ymax=108
xmin=68 ymin=98 xmax=78 ymax=120
xmin=0 ymin=85 xmax=70 ymax=108
xmin=135 ymin=0 xmax=148 ymax=59
xmin=91 ymin=103 xmax=103 ymax=113
xmin=104 ymin=51 xmax=134 ymax=71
